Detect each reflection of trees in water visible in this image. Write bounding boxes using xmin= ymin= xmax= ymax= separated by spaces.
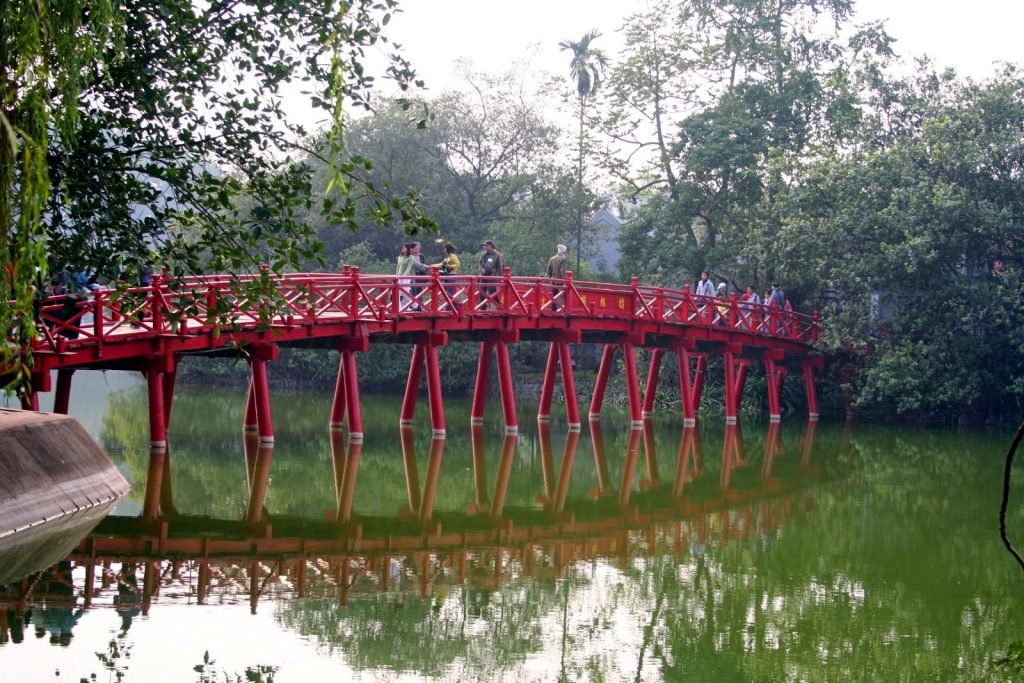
xmin=276 ymin=575 xmax=556 ymax=677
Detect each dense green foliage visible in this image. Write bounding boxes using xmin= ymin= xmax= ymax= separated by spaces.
xmin=0 ymin=0 xmax=432 ymax=392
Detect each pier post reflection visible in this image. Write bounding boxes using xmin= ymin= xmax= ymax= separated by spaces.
xmin=244 ymin=442 xmax=274 ymax=525
xmin=331 ymin=431 xmax=362 ymax=523
xmin=720 ymin=422 xmax=748 ymax=492
xmin=642 ymin=419 xmax=661 ymax=489
xmin=551 ymin=429 xmax=580 ymax=515
xmin=589 ymin=419 xmax=612 ymax=498
xmin=618 ymin=428 xmax=644 ymax=507
xmin=672 ymin=426 xmax=702 ymax=499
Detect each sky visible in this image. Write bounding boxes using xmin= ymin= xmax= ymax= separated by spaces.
xmin=379 ymin=0 xmax=1024 ymax=94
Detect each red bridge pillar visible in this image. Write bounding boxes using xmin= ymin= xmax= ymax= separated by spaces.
xmin=642 ymin=349 xmax=664 ymax=419
xmin=589 ymin=345 xmax=616 ymax=420
xmin=763 ymin=349 xmax=788 ymax=423
xmin=145 ymin=357 xmax=173 ymax=450
xmin=472 ymin=335 xmax=518 ymax=434
xmin=400 ymin=333 xmax=448 ymax=437
xmin=247 ymin=344 xmax=278 ymax=444
xmin=327 ymin=338 xmax=367 ymax=441
xmin=471 ymin=340 xmax=494 ymax=425
xmin=537 ymin=334 xmax=581 ymax=430
xmin=722 ymin=343 xmax=746 ymax=424
xmin=802 ymin=356 xmax=824 ymax=421
xmin=54 ymin=368 xmax=75 ymax=415
xmin=676 ymin=348 xmax=705 ymax=426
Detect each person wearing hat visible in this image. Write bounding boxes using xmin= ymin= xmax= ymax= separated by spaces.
xmin=714 ymin=282 xmax=729 ymax=325
xmin=478 ymin=239 xmax=504 ymax=309
xmin=546 ymin=244 xmax=568 ymax=311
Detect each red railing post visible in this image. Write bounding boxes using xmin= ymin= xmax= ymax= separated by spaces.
xmin=150 ymin=273 xmax=163 ymax=332
xmin=349 ymin=266 xmax=361 ymax=318
xmin=502 ymin=266 xmax=512 ymax=312
xmin=92 ymin=296 xmax=103 ymax=339
xmin=467 ymin=278 xmax=477 ymax=317
xmin=630 ymin=276 xmax=640 ymax=317
xmin=431 ymin=266 xmax=441 ymax=314
xmin=564 ymin=270 xmax=574 ymax=314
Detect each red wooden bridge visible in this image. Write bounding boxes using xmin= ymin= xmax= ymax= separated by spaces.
xmin=24 ymin=267 xmax=823 ymax=448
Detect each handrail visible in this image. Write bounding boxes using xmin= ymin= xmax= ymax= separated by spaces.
xmin=25 ymin=273 xmax=819 ymax=355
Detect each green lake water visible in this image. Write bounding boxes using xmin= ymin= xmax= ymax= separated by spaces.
xmin=2 ymin=370 xmax=1023 ymax=681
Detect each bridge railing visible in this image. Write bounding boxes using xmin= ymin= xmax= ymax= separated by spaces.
xmin=28 ymin=270 xmax=818 ymax=354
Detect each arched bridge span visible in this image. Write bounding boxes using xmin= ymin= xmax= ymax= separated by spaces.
xmin=26 ymin=267 xmax=824 ymax=447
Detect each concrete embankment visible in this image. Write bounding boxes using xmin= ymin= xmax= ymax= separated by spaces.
xmin=0 ymin=409 xmax=129 ymax=542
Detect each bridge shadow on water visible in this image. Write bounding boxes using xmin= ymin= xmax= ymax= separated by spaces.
xmin=0 ymin=416 xmax=825 ymax=625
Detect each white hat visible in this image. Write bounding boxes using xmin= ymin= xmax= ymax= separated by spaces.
xmin=557 ymin=244 xmax=567 ymax=253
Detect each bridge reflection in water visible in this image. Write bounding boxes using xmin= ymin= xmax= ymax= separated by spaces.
xmin=0 ymin=419 xmax=820 ymax=622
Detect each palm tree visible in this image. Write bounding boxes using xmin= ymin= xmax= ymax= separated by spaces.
xmin=559 ymin=30 xmax=608 ymax=273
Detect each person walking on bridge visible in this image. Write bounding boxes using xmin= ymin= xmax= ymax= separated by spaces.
xmin=694 ymin=271 xmax=716 ymax=298
xmin=478 ymin=239 xmax=504 ymax=309
xmin=546 ymin=244 xmax=568 ymax=311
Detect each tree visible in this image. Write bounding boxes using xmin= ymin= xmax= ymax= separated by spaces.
xmin=0 ymin=0 xmax=433 ymax=393
xmin=605 ymin=0 xmax=891 ymax=285
xmin=777 ymin=66 xmax=1024 ymax=422
xmin=1 ymin=0 xmax=120 ymax=388
xmin=559 ymin=30 xmax=609 ymax=272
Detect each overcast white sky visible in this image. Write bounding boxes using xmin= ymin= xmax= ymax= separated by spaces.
xmin=380 ymin=0 xmax=1023 ymax=93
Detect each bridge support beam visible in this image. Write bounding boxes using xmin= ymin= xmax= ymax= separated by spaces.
xmin=471 ymin=340 xmax=493 ymax=425
xmin=54 ymin=368 xmax=75 ymax=414
xmin=537 ymin=344 xmax=558 ymax=421
xmin=675 ymin=348 xmax=694 ymax=425
xmin=342 ymin=347 xmax=364 ymax=442
xmin=401 ymin=344 xmax=426 ymax=426
xmin=802 ymin=357 xmax=824 ymax=421
xmin=538 ymin=338 xmax=579 ymax=429
xmin=642 ymin=349 xmax=664 ymax=419
xmin=722 ymin=344 xmax=746 ymax=424
xmin=763 ymin=350 xmax=788 ymax=423
xmin=623 ymin=343 xmax=643 ymax=427
xmin=146 ymin=364 xmax=168 ymax=450
xmin=676 ymin=349 xmax=705 ymax=426
xmin=248 ymin=344 xmax=278 ymax=444
xmin=400 ymin=335 xmax=448 ymax=436
xmin=328 ymin=338 xmax=367 ymax=442
xmin=329 ymin=354 xmax=347 ymax=430
xmin=496 ymin=341 xmax=518 ymax=434
xmin=244 ymin=380 xmax=259 ymax=434
xmin=589 ymin=344 xmax=616 ymax=420
xmin=424 ymin=343 xmax=446 ymax=437
xmin=557 ymin=341 xmax=580 ymax=429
